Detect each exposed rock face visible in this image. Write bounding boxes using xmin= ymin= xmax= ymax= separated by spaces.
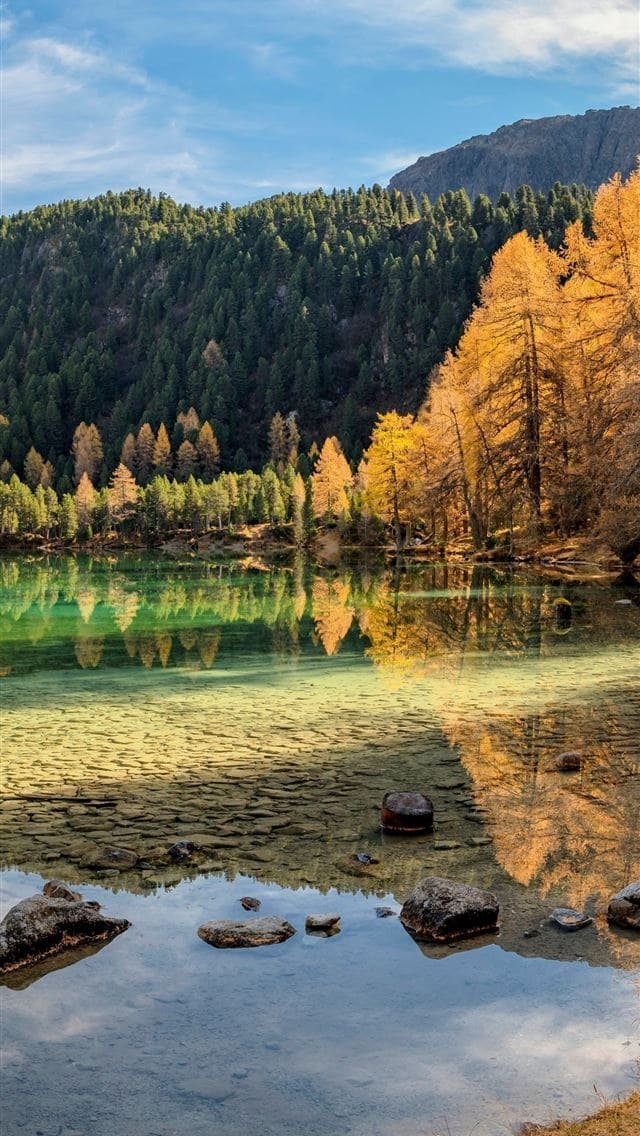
xmin=197 ymin=917 xmax=296 ymax=948
xmin=0 ymin=894 xmax=130 ymax=974
xmin=607 ymin=880 xmax=640 ymax=931
xmin=381 ymin=791 xmax=434 ymax=833
xmin=390 ymin=107 xmax=640 ymax=200
xmin=400 ymin=877 xmax=499 ymax=943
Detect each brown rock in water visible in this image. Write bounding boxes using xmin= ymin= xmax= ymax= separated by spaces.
xmin=607 ymin=880 xmax=640 ymax=931
xmin=381 ymin=791 xmax=434 ymax=833
xmin=400 ymin=877 xmax=499 ymax=943
xmin=167 ymin=841 xmax=200 ymax=862
xmin=239 ymin=897 xmax=261 ymax=912
xmin=0 ymin=895 xmax=130 ymax=975
xmin=197 ymin=916 xmax=296 ymax=949
xmin=305 ymin=913 xmax=341 ymax=936
xmin=42 ymin=880 xmax=83 ymax=902
xmin=553 ymin=751 xmax=583 ymax=772
xmin=81 ymin=846 xmax=138 ymax=870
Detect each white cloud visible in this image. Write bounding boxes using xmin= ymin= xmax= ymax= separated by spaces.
xmin=0 ymin=27 xmax=262 ymax=211
xmin=313 ymin=0 xmax=640 ymax=78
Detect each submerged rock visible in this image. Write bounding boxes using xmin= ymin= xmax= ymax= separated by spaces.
xmin=239 ymin=897 xmax=261 ymax=912
xmin=550 ymin=908 xmax=593 ymax=931
xmin=375 ymin=907 xmax=397 ymax=918
xmin=81 ymin=846 xmax=138 ymax=870
xmin=553 ymin=751 xmax=583 ymax=772
xmin=353 ymin=852 xmax=379 ymax=865
xmin=305 ymin=913 xmax=341 ymax=936
xmin=167 ymin=840 xmax=201 ymax=862
xmin=607 ymin=880 xmax=640 ymax=931
xmin=400 ymin=877 xmax=499 ymax=943
xmin=197 ymin=917 xmax=296 ymax=949
xmin=381 ymin=791 xmax=434 ymax=834
xmin=0 ymin=894 xmax=130 ymax=975
xmin=42 ymin=880 xmax=83 ymax=902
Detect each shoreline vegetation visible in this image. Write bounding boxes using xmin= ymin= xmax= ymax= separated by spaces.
xmin=522 ymin=1091 xmax=640 ymax=1135
xmin=1 ymin=166 xmax=639 ymax=569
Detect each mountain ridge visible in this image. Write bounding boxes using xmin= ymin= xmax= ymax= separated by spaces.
xmin=390 ymin=106 xmax=640 ymax=201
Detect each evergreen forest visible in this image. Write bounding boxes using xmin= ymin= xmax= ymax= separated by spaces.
xmin=0 ymin=179 xmax=592 ymax=486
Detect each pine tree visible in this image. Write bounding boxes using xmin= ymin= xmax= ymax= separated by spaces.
xmin=152 ymin=422 xmax=172 ymax=475
xmin=196 ymin=421 xmax=220 ymax=479
xmin=135 ymin=423 xmax=155 ymax=485
xmin=109 ymin=463 xmax=139 ymax=525
xmin=311 ymin=437 xmax=352 ymax=523
xmin=72 ymin=422 xmax=103 ymax=485
xmin=23 ymin=446 xmax=44 ymax=489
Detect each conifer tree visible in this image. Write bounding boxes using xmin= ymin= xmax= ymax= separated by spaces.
xmin=152 ymin=423 xmax=172 ymax=475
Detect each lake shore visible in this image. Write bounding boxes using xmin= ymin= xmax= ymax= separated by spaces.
xmin=524 ymin=1090 xmax=640 ymax=1134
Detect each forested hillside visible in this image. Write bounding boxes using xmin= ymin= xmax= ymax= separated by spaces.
xmin=0 ymin=181 xmax=592 ymax=488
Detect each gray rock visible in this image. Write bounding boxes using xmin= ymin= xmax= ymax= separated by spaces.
xmin=81 ymin=846 xmax=138 ymax=870
xmin=400 ymin=876 xmax=499 ymax=943
xmin=607 ymin=880 xmax=640 ymax=931
xmin=0 ymin=894 xmax=130 ymax=975
xmin=550 ymin=908 xmax=593 ymax=931
xmin=375 ymin=907 xmax=397 ymax=918
xmin=305 ymin=913 xmax=341 ymax=936
xmin=197 ymin=916 xmax=296 ymax=949
xmin=42 ymin=880 xmax=83 ymax=902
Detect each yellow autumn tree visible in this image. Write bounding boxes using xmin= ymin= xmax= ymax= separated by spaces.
xmin=311 ymin=437 xmax=352 ymax=523
xmin=363 ymin=412 xmax=432 ymax=550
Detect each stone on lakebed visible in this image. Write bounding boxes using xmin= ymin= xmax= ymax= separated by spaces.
xmin=197 ymin=916 xmax=296 ymax=949
xmin=549 ymin=908 xmax=593 ymax=931
xmin=305 ymin=913 xmax=341 ymax=936
xmin=80 ymin=846 xmax=138 ymax=870
xmin=607 ymin=880 xmax=640 ymax=931
xmin=381 ymin=791 xmax=434 ymax=834
xmin=400 ymin=876 xmax=499 ymax=943
xmin=0 ymin=892 xmax=130 ymax=975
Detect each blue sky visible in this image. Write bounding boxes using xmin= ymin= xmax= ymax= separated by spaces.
xmin=1 ymin=0 xmax=638 ymax=214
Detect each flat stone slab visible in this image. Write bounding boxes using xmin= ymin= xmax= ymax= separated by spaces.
xmin=607 ymin=880 xmax=640 ymax=931
xmin=550 ymin=908 xmax=593 ymax=931
xmin=0 ymin=894 xmax=130 ymax=975
xmin=197 ymin=916 xmax=296 ymax=949
xmin=400 ymin=876 xmax=499 ymax=943
xmin=381 ymin=791 xmax=434 ymax=834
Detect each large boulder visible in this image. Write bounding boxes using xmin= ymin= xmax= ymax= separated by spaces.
xmin=607 ymin=880 xmax=640 ymax=931
xmin=197 ymin=916 xmax=296 ymax=949
xmin=400 ymin=876 xmax=499 ymax=943
xmin=381 ymin=791 xmax=434 ymax=834
xmin=0 ymin=894 xmax=130 ymax=974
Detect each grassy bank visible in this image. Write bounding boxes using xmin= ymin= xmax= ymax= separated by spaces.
xmin=523 ymin=1091 xmax=640 ymax=1135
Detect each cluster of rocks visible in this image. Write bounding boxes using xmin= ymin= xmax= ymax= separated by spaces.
xmin=197 ymin=902 xmax=342 ymax=948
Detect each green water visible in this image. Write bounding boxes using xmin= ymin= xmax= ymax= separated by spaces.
xmin=1 ymin=554 xmax=639 ymax=1135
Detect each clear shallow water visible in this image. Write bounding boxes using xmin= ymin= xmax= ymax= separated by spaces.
xmin=1 ymin=555 xmax=639 ymax=1134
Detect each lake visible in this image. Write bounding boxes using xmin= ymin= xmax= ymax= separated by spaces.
xmin=1 ymin=554 xmax=639 ymax=1135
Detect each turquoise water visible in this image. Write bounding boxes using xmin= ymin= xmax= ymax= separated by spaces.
xmin=1 ymin=555 xmax=639 ymax=1134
